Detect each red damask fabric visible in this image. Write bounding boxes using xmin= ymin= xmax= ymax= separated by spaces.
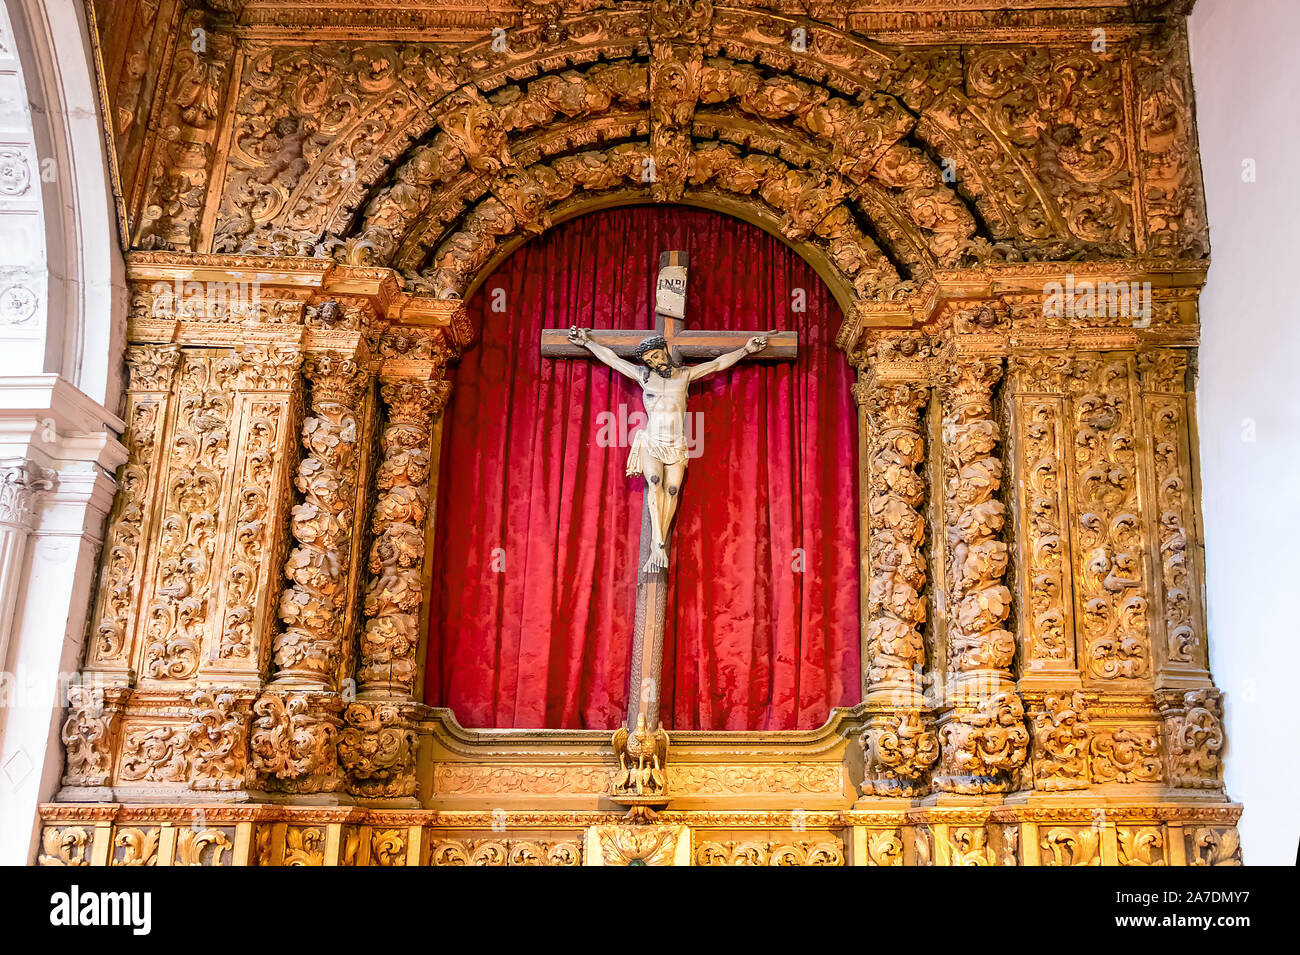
xmin=425 ymin=205 xmax=860 ymax=730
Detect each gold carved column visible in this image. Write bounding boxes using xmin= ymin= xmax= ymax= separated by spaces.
xmin=251 ymin=350 xmax=372 ymax=796
xmin=338 ymin=362 xmax=451 ymax=801
xmin=856 ymin=369 xmax=939 ymax=798
xmin=932 ymin=357 xmax=1029 ymax=796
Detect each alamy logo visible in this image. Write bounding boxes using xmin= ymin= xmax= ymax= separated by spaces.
xmin=595 ymin=404 xmax=704 ymax=458
xmin=1042 ymin=275 xmax=1152 ymax=325
xmin=150 ymin=276 xmax=262 ymax=321
xmin=49 ymin=886 xmax=152 ymax=935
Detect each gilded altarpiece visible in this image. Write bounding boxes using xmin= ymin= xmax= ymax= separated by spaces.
xmin=43 ymin=0 xmax=1239 ymax=865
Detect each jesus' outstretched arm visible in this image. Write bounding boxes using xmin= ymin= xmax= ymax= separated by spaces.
xmin=568 ymin=326 xmax=642 ymax=381
xmin=687 ymin=334 xmax=769 ymax=381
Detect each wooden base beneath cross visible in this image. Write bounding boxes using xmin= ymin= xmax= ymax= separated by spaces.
xmin=541 ymin=249 xmax=798 ymax=808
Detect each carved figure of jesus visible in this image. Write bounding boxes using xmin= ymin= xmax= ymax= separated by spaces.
xmin=567 ymin=326 xmax=769 ymax=571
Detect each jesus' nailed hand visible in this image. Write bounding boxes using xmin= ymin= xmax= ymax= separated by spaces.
xmin=567 ymin=325 xmax=769 ymax=572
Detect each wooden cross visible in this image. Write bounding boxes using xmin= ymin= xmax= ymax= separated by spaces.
xmin=540 ymin=250 xmax=797 ymax=732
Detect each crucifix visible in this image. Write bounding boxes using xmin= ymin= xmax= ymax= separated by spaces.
xmin=540 ymin=251 xmax=797 ymax=735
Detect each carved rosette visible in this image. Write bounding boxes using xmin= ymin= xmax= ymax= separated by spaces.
xmin=1028 ymin=692 xmax=1091 ymax=791
xmin=861 ymin=380 xmax=929 ymax=703
xmin=84 ymin=346 xmax=181 ymax=676
xmin=248 ymin=692 xmax=345 ymax=794
xmin=940 ymin=358 xmax=1014 ymax=686
xmin=358 ymin=378 xmax=447 ymax=699
xmin=337 ymin=702 xmax=419 ymax=799
xmin=934 ymin=691 xmax=1030 ymax=794
xmin=1158 ymin=688 xmax=1225 ymax=790
xmin=269 ymin=355 xmax=369 ymax=688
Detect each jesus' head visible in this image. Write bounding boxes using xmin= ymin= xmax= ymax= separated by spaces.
xmin=634 ymin=335 xmax=675 ymax=380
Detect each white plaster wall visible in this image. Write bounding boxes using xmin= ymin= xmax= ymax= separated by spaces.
xmin=2 ymin=0 xmax=126 ymax=410
xmin=1190 ymin=0 xmax=1300 ymax=866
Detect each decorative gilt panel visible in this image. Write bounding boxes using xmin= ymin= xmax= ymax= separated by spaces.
xmin=1136 ymin=349 xmax=1210 ymax=679
xmin=1039 ymin=826 xmax=1102 ymax=867
xmin=695 ymin=835 xmax=845 ymax=866
xmin=1007 ymin=356 xmax=1077 ymax=674
xmin=110 ymin=827 xmax=162 ymax=867
xmin=1117 ymin=826 xmax=1165 ymax=866
xmin=83 ymin=345 xmax=181 ymax=681
xmin=1091 ymin=723 xmax=1163 ymax=784
xmin=206 ymin=346 xmax=304 ymax=680
xmin=1065 ymin=353 xmax=1150 ymax=682
xmin=428 ymin=836 xmax=582 ymax=867
xmin=1186 ymin=826 xmax=1242 ymax=867
xmin=38 ymin=826 xmax=93 ymax=867
xmin=137 ymin=351 xmax=240 ymax=684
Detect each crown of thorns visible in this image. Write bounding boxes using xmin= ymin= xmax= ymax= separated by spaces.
xmin=634 ymin=335 xmax=670 ymax=361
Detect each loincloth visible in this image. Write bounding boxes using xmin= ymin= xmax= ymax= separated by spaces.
xmin=626 ymin=429 xmax=689 ymax=476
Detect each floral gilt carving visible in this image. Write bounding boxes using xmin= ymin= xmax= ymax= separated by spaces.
xmin=337 ymin=702 xmax=419 ymax=799
xmin=1160 ymin=689 xmax=1225 ymax=790
xmin=359 ymin=378 xmax=446 ymax=699
xmin=935 ymin=692 xmax=1030 ymax=794
xmin=86 ymin=346 xmax=179 ymax=670
xmin=941 ymin=359 xmax=1013 ymax=678
xmin=248 ymin=692 xmax=344 ymax=794
xmin=861 ymin=711 xmax=938 ymax=797
xmin=271 ymin=355 xmax=369 ymax=689
xmin=862 ymin=381 xmax=929 ymax=700
xmin=1090 ymin=725 xmax=1163 ymax=784
xmin=1029 ymin=692 xmax=1091 ymax=791
xmin=1068 ymin=356 xmax=1149 ymax=681
xmin=60 ymin=684 xmax=124 ymax=788
xmin=140 ymin=354 xmax=239 ymax=681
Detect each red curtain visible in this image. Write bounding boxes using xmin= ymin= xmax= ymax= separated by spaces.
xmin=425 ymin=206 xmax=859 ymax=730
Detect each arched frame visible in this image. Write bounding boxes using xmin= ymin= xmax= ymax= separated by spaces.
xmin=40 ymin=1 xmax=1241 ymax=867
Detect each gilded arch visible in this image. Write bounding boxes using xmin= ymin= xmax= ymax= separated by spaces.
xmin=38 ymin=1 xmax=1238 ymax=867
xmin=203 ymin=1 xmax=1154 ymax=306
